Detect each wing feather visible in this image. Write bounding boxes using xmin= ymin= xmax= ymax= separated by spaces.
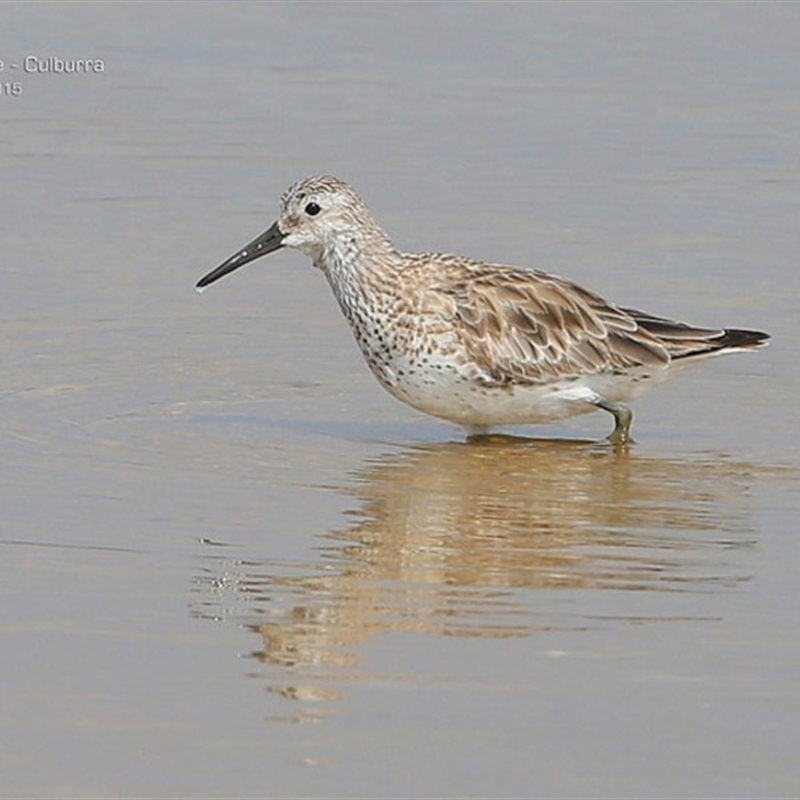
xmin=434 ymin=266 xmax=670 ymax=386
xmin=623 ymin=308 xmax=769 ymax=358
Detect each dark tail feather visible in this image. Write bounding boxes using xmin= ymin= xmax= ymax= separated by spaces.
xmin=709 ymin=327 xmax=771 ymax=352
xmin=622 ymin=308 xmax=770 ymax=359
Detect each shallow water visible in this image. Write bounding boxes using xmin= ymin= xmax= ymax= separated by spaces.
xmin=2 ymin=3 xmax=799 ymax=798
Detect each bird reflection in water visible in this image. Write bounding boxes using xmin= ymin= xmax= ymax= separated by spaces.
xmin=194 ymin=437 xmax=759 ymax=686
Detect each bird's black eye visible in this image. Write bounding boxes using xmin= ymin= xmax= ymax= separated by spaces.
xmin=305 ymin=202 xmax=321 ymax=216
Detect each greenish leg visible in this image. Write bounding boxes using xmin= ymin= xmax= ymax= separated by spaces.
xmin=596 ymin=400 xmax=633 ymax=446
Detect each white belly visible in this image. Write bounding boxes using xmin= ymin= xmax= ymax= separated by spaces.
xmin=367 ymin=351 xmax=668 ymax=427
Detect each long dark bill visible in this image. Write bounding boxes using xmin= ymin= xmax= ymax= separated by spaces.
xmin=196 ymin=220 xmax=285 ymax=289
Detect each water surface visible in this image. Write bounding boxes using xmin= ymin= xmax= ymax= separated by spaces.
xmin=2 ymin=3 xmax=799 ymax=798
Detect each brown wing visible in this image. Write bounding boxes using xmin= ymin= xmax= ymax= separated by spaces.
xmin=434 ymin=265 xmax=671 ymax=386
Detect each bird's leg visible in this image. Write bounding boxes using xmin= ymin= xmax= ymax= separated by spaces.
xmin=596 ymin=400 xmax=633 ymax=446
xmin=465 ymin=424 xmax=491 ymax=443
